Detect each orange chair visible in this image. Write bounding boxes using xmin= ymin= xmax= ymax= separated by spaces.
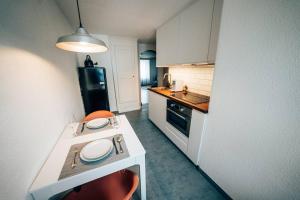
xmin=83 ymin=110 xmax=114 ymax=122
xmin=63 ymin=170 xmax=139 ymax=200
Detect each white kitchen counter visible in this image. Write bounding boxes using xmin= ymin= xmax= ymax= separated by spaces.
xmin=29 ymin=115 xmax=146 ymax=200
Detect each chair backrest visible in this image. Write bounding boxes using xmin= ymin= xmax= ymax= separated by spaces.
xmin=63 ymin=170 xmax=139 ymax=200
xmin=122 ymin=170 xmax=139 ymax=200
xmin=83 ymin=110 xmax=114 ymax=122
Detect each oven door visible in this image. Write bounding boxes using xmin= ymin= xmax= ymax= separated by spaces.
xmin=166 ymin=108 xmax=191 ymax=137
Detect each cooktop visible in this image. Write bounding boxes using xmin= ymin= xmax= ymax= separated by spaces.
xmin=171 ymin=91 xmax=210 ymax=104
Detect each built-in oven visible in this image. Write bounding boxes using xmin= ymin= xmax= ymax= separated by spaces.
xmin=166 ymin=99 xmax=192 ymax=137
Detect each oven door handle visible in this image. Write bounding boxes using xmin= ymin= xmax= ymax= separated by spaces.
xmin=167 ymin=108 xmax=186 ymax=120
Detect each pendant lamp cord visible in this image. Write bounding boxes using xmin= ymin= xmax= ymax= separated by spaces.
xmin=76 ymin=0 xmax=83 ymax=28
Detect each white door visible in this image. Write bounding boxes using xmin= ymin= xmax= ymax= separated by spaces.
xmin=111 ymin=39 xmax=140 ymax=113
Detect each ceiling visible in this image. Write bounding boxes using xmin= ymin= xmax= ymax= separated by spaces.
xmin=55 ymin=0 xmax=196 ymax=43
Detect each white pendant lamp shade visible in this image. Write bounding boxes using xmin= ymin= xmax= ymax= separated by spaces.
xmin=56 ymin=27 xmax=108 ymax=53
xmin=55 ymin=0 xmax=108 ymax=53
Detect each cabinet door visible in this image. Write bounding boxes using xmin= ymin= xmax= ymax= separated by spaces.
xmin=208 ymin=0 xmax=223 ymax=63
xmin=187 ymin=110 xmax=206 ymax=165
xmin=156 ymin=16 xmax=179 ymax=67
xmin=178 ymin=0 xmax=214 ymax=64
xmin=148 ymin=91 xmax=167 ymax=132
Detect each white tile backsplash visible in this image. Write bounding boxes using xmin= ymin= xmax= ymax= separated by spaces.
xmin=169 ymin=67 xmax=214 ymax=96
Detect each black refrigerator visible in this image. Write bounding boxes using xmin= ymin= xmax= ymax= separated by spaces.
xmin=77 ymin=67 xmax=110 ymax=115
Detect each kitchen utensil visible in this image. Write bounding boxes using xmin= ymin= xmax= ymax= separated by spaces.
xmin=71 ymin=150 xmax=78 ymax=168
xmin=116 ymin=136 xmax=124 ymax=153
xmin=113 ymin=137 xmax=119 ymax=155
xmin=81 ymin=122 xmax=85 ymax=133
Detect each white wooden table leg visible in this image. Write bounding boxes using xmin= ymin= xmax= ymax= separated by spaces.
xmin=138 ymin=155 xmax=146 ymax=200
xmin=31 ymin=190 xmax=52 ymax=200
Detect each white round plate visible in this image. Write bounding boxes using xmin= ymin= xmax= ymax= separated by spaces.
xmin=80 ymin=139 xmax=113 ymax=161
xmin=80 ymin=145 xmax=113 ymax=162
xmin=86 ymin=118 xmax=109 ymax=129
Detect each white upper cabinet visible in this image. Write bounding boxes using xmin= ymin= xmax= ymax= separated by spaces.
xmin=156 ymin=16 xmax=179 ymax=66
xmin=157 ymin=0 xmax=222 ymax=67
xmin=178 ymin=0 xmax=214 ymax=64
xmin=208 ymin=0 xmax=223 ymax=63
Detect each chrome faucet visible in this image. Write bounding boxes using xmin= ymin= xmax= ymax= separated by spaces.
xmin=163 ymin=73 xmax=172 ymax=88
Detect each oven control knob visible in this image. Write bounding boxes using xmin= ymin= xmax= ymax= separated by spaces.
xmin=180 ymin=108 xmax=185 ymax=112
xmin=170 ymin=104 xmax=175 ymax=107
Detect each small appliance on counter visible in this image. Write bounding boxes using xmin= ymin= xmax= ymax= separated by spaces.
xmin=84 ymin=55 xmax=98 ymax=68
xmin=170 ymin=80 xmax=184 ymax=92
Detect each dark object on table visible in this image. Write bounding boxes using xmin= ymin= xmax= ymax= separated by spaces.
xmin=84 ymin=55 xmax=94 ymax=68
xmin=78 ymin=67 xmax=110 ymax=115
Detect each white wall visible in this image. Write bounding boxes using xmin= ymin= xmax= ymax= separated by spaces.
xmin=0 ymin=0 xmax=84 ymax=199
xmin=76 ymin=34 xmax=118 ymax=111
xmin=200 ymin=0 xmax=300 ymax=199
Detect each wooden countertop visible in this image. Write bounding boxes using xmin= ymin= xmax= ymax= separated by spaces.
xmin=148 ymin=87 xmax=209 ymax=113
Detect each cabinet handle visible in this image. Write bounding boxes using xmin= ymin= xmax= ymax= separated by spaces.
xmin=167 ymin=108 xmax=186 ymax=120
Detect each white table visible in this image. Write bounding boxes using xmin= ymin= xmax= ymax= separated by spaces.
xmin=29 ymin=115 xmax=146 ymax=200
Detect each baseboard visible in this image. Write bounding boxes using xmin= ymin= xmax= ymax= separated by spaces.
xmin=148 ymin=118 xmax=232 ymax=200
xmin=118 ymin=102 xmax=141 ymax=113
xmin=196 ymin=167 xmax=232 ymax=200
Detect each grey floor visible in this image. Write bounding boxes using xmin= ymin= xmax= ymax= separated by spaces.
xmin=141 ymin=86 xmax=150 ymax=105
xmin=125 ymin=105 xmax=227 ymax=200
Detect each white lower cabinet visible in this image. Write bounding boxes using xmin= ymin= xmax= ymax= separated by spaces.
xmin=165 ymin=122 xmax=188 ymax=153
xmin=148 ymin=91 xmax=167 ymax=132
xmin=148 ymin=91 xmax=206 ymax=165
xmin=187 ymin=110 xmax=206 ymax=165
xmin=148 ymin=91 xmax=188 ymax=153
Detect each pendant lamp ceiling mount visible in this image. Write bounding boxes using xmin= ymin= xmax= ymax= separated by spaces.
xmin=56 ymin=0 xmax=108 ymax=53
xmin=76 ymin=0 xmax=83 ymax=28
